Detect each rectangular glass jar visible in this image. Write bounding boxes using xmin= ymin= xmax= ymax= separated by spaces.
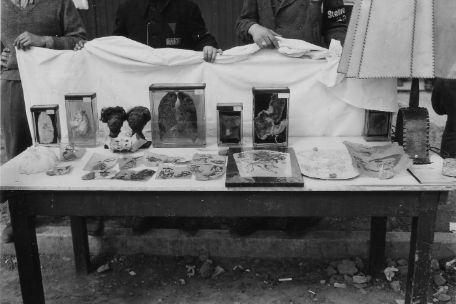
xmin=149 ymin=84 xmax=206 ymax=148
xmin=363 ymin=109 xmax=392 ymax=142
xmin=216 ymin=103 xmax=243 ymax=146
xmin=65 ymin=93 xmax=98 ymax=147
xmin=30 ymin=104 xmax=61 ymax=145
xmin=252 ymin=87 xmax=290 ymax=148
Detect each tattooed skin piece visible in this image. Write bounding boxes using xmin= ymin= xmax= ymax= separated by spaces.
xmin=158 ymin=92 xmax=178 ymax=140
xmin=176 ymin=92 xmax=198 ymax=142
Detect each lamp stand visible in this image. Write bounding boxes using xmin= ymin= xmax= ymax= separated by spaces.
xmin=395 ymin=78 xmax=431 ymax=164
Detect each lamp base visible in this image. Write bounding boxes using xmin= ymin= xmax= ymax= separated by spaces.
xmin=395 ymin=107 xmax=430 ymax=164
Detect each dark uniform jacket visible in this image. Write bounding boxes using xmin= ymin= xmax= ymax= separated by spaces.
xmin=114 ymin=0 xmax=218 ymax=50
xmin=236 ymin=0 xmax=347 ymax=47
xmin=432 ymin=79 xmax=456 ymax=158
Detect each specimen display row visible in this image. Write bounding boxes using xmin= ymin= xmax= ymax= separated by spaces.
xmin=30 ymin=84 xmax=393 ymax=152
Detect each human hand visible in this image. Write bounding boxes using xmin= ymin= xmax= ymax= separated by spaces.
xmin=74 ymin=40 xmax=87 ymax=51
xmin=248 ymin=24 xmax=280 ymax=48
xmin=203 ymin=46 xmax=223 ymax=63
xmin=13 ymin=32 xmax=46 ymax=50
xmin=1 ymin=48 xmax=10 ymax=70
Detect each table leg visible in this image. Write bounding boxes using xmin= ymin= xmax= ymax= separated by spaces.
xmin=405 ymin=200 xmax=437 ymax=304
xmin=9 ymin=199 xmax=45 ymax=304
xmin=368 ymin=216 xmax=387 ymax=275
xmin=70 ymin=216 xmax=91 ymax=274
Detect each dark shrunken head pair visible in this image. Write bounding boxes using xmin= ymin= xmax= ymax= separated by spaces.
xmin=101 ymin=106 xmax=151 ymax=139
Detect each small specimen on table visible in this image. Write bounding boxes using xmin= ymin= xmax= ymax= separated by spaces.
xmin=157 ymin=165 xmax=192 ymax=179
xmin=46 ymin=165 xmax=73 ymax=176
xmin=189 ymin=163 xmax=225 ymax=181
xmin=118 ymin=156 xmax=143 ymax=170
xmin=19 ymin=146 xmax=59 ymax=174
xmin=60 ymin=144 xmax=86 ymax=161
xmin=83 ymin=153 xmax=118 ymax=171
xmin=81 ymin=170 xmax=116 ymax=180
xmin=158 ymin=92 xmax=178 ymax=140
xmin=69 ymin=110 xmax=91 ymax=137
xmin=112 ymin=169 xmax=155 ymax=181
xmin=100 ymin=106 xmax=127 ymax=138
xmin=144 ymin=152 xmax=187 ymax=167
xmin=127 ymin=106 xmax=151 ymax=140
xmin=176 ymin=92 xmax=198 ymax=142
xmin=192 ymin=153 xmax=226 ymax=165
xmin=37 ymin=112 xmax=55 ymax=144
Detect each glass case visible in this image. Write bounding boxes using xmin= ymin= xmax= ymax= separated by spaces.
xmin=150 ymin=84 xmax=206 ymax=148
xmin=30 ymin=104 xmax=61 ymax=145
xmin=216 ymin=103 xmax=243 ymax=146
xmin=363 ymin=110 xmax=392 ymax=141
xmin=252 ymin=87 xmax=289 ymax=148
xmin=65 ymin=93 xmax=98 ymax=147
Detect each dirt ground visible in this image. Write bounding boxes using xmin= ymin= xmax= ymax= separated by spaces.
xmin=0 ymin=254 xmax=419 ymax=304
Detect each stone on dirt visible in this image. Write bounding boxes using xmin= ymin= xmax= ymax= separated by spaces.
xmin=433 ymin=273 xmax=447 ymax=286
xmin=437 ymin=294 xmax=451 ymax=302
xmin=325 ymin=265 xmax=337 ymax=277
xmin=353 ymin=257 xmax=365 ymax=271
xmin=329 ymin=274 xmax=344 ymax=284
xmin=97 ymin=263 xmax=111 ymax=273
xmin=199 ymin=259 xmax=214 ymax=279
xmin=337 ymin=260 xmax=358 ymax=275
xmin=211 ymin=265 xmax=225 ymax=279
xmin=333 ymin=282 xmax=347 ymax=289
xmin=433 ymin=286 xmax=449 ymax=297
xmin=390 ymin=280 xmax=401 ymax=292
xmin=352 ymin=275 xmax=370 ymax=284
xmin=384 ymin=267 xmax=398 ymax=281
xmin=430 ymin=259 xmax=440 ymax=271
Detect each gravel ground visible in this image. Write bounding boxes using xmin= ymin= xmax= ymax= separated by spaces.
xmin=2 ymin=254 xmax=450 ymax=304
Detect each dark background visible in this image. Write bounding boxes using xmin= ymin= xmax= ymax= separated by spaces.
xmin=78 ymin=0 xmax=244 ymax=50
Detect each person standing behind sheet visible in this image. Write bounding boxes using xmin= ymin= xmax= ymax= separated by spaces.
xmin=232 ymin=0 xmax=347 ymax=236
xmin=0 ymin=0 xmax=87 ymax=243
xmin=113 ymin=0 xmax=222 ymax=62
xmin=432 ymin=78 xmax=456 ymax=158
xmin=236 ymin=0 xmax=347 ymax=48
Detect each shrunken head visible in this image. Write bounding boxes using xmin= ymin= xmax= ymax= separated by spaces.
xmin=101 ymin=107 xmax=127 ymax=138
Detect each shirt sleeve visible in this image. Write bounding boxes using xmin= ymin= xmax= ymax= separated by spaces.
xmin=322 ymin=0 xmax=347 ymax=46
xmin=50 ymin=0 xmax=87 ymax=50
xmin=235 ymin=0 xmax=258 ymax=44
xmin=187 ymin=2 xmax=219 ymax=51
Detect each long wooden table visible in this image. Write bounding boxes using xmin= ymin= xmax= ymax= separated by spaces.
xmin=1 ymin=137 xmax=454 ymax=304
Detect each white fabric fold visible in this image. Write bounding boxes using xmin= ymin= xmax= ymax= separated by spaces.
xmin=16 ymin=36 xmax=397 ymax=141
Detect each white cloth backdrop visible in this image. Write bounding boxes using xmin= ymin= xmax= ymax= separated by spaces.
xmin=17 ymin=36 xmax=397 ymax=141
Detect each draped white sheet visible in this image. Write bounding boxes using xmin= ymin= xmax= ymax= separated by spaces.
xmin=17 ymin=36 xmax=397 ymax=141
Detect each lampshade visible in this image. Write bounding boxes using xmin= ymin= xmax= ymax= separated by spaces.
xmin=338 ymin=0 xmax=456 ymax=79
